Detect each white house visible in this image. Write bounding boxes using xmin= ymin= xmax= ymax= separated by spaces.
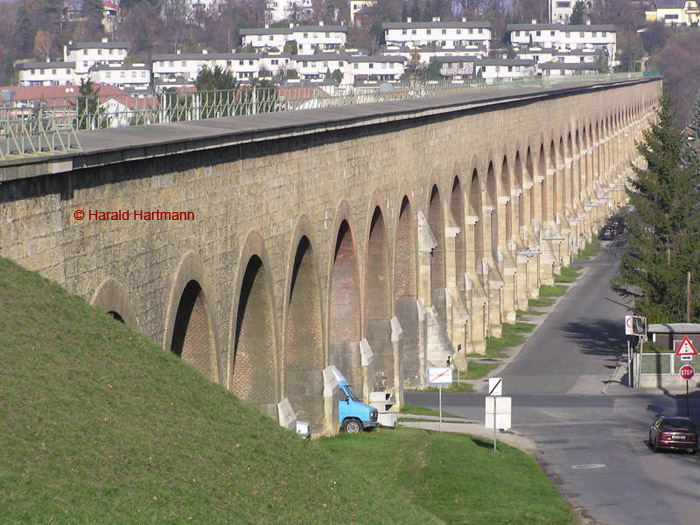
xmin=16 ymin=61 xmax=76 ymax=86
xmin=291 ymin=53 xmax=348 ymax=82
xmin=265 ymin=0 xmax=313 ymax=24
xmin=508 ymin=22 xmax=616 ymax=67
xmin=240 ymin=22 xmax=347 ymax=54
xmin=90 ymin=63 xmax=151 ymax=90
xmin=384 ymin=17 xmax=492 ymax=53
xmin=473 ymin=59 xmax=538 ymax=83
xmin=346 ymin=55 xmax=405 ymax=83
xmin=538 ymin=61 xmax=601 ymax=76
xmin=645 ymin=0 xmax=700 ymax=25
xmin=549 ymin=0 xmax=590 ymax=23
xmin=151 ymin=52 xmax=290 ymax=84
xmin=64 ymin=39 xmax=130 ymax=76
xmin=382 ymin=43 xmax=488 ymax=66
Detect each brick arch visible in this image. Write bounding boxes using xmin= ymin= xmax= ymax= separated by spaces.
xmin=500 ymin=154 xmax=512 ymax=240
xmin=469 ymin=168 xmax=483 ymax=272
xmin=486 ymin=161 xmax=498 ymax=259
xmin=513 ymin=149 xmax=524 ymax=233
xmin=164 ymin=250 xmax=220 ymax=383
xmin=283 ymin=221 xmax=324 ymax=430
xmin=539 ymin=142 xmax=548 ymax=223
xmin=328 ymin=206 xmax=362 ymax=390
xmin=229 ymin=233 xmax=279 ymax=416
xmin=428 ymin=184 xmax=447 ymax=325
xmin=364 ymin=204 xmax=393 ymax=391
xmin=451 ymin=175 xmax=466 ymax=278
xmin=90 ymin=277 xmax=139 ymax=330
xmin=394 ymin=194 xmax=419 ymax=387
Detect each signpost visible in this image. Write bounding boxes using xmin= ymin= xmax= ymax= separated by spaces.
xmin=625 ymin=315 xmax=647 ymax=387
xmin=485 ymin=378 xmax=511 ymax=452
xmin=428 ymin=366 xmax=453 ymax=433
xmin=680 ymin=364 xmax=695 ymax=417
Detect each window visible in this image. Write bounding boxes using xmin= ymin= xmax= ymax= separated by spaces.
xmin=536 ymin=30 xmax=541 ymax=36
xmin=427 ymin=29 xmax=431 ymax=35
xmin=239 ymin=60 xmax=244 ymax=65
xmin=602 ymin=32 xmax=607 ymax=37
xmin=169 ymin=61 xmax=174 ymax=66
xmin=269 ymin=35 xmax=273 ymax=41
xmin=412 ymin=29 xmax=417 ymax=35
xmin=580 ymin=31 xmax=585 ymax=37
xmin=592 ymin=32 xmax=597 ymax=37
xmin=272 ymin=59 xmax=278 ymax=65
xmin=354 ymin=63 xmax=358 ymax=69
xmin=52 ymin=69 xmax=56 ymax=74
xmin=325 ymin=32 xmax=329 ymax=37
xmin=131 ymin=71 xmax=136 ymax=78
xmin=141 ymin=71 xmax=146 ymax=77
xmin=249 ymin=60 xmax=254 ymax=65
xmin=98 ymin=49 xmax=102 ymax=55
xmin=442 ymin=29 xmax=446 ymax=35
xmin=181 ymin=61 xmax=186 ymax=66
xmin=120 ymin=71 xmax=125 ymax=78
xmin=402 ymin=29 xmax=407 ymax=35
xmin=106 ymin=72 xmax=111 ymax=78
xmin=339 ymin=61 xmax=344 ymax=67
xmin=303 ymin=33 xmax=308 ymax=38
xmin=551 ymin=30 xmax=555 ymax=36
xmin=457 ymin=29 xmax=461 ymax=34
xmin=323 ymin=61 xmax=328 ymax=67
xmin=369 ymin=63 xmax=374 ymax=69
xmin=303 ymin=61 xmax=308 ymax=67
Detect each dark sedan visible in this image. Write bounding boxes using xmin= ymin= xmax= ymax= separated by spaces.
xmin=649 ymin=416 xmax=698 ymax=453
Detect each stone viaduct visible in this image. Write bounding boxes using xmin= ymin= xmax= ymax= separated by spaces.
xmin=0 ymin=77 xmax=661 ymax=435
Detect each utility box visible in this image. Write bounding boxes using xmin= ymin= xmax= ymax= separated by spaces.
xmin=370 ymin=391 xmax=397 ymax=428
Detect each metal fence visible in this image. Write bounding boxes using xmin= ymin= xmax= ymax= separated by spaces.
xmin=1 ymin=72 xmax=647 ymax=161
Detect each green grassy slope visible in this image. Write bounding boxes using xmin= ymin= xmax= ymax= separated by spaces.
xmin=0 ymin=257 xmax=438 ymax=524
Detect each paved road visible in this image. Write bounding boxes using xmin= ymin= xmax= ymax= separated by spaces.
xmin=406 ymin=245 xmax=700 ymax=525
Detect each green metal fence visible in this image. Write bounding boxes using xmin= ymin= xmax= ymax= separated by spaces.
xmin=1 ymin=72 xmax=649 ymax=161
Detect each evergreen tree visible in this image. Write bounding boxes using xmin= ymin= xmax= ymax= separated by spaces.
xmin=569 ymin=1 xmax=586 ymax=25
xmin=688 ymin=87 xmax=700 ymax=162
xmin=613 ymin=94 xmax=700 ymax=322
xmin=14 ymin=3 xmax=34 ymax=58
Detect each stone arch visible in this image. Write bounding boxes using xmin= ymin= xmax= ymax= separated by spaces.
xmin=558 ymin=136 xmax=566 ymax=215
xmin=283 ymin=220 xmax=324 ymax=430
xmin=500 ymin=154 xmax=512 ymax=240
xmin=394 ymin=194 xmax=419 ymax=387
xmin=469 ymin=168 xmax=483 ymax=273
xmin=539 ymin=143 xmax=547 ymax=222
xmin=451 ymin=175 xmax=467 ymax=278
xmin=328 ymin=207 xmax=362 ymax=389
xmin=567 ymin=131 xmax=575 ymax=205
xmin=486 ymin=161 xmax=498 ymax=259
xmin=364 ymin=203 xmax=393 ymax=391
xmin=229 ymin=233 xmax=279 ymax=416
xmin=514 ymin=149 xmax=524 ymax=234
xmin=549 ymin=139 xmax=557 ymax=219
xmin=526 ymin=146 xmax=536 ymax=223
xmin=164 ymin=250 xmax=220 ymax=383
xmin=428 ymin=184 xmax=447 ymax=325
xmin=90 ymin=277 xmax=139 ymax=329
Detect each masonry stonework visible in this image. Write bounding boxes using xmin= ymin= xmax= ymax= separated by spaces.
xmin=0 ymin=78 xmax=661 ymax=435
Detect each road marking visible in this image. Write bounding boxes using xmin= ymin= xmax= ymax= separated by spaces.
xmin=571 ymin=464 xmax=606 ymax=470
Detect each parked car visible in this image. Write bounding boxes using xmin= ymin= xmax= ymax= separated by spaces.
xmin=599 ymin=227 xmax=616 ymax=240
xmin=649 ymin=416 xmax=698 ymax=453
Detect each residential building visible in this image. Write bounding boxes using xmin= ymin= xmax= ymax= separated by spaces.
xmin=384 ymin=17 xmax=492 ymax=53
xmin=292 ymin=53 xmax=348 ymax=82
xmin=90 ymin=63 xmax=151 ymax=90
xmin=383 ymin=44 xmax=488 ymax=66
xmin=645 ymin=0 xmax=700 ymax=25
xmin=265 ymin=0 xmax=313 ymax=23
xmin=538 ymin=61 xmax=601 ymax=76
xmin=473 ymin=59 xmax=537 ymax=83
xmin=346 ymin=55 xmax=405 ymax=83
xmin=508 ymin=22 xmax=616 ymax=67
xmin=240 ymin=22 xmax=347 ymax=54
xmin=64 ymin=39 xmax=130 ymax=76
xmin=151 ymin=52 xmax=291 ymax=84
xmin=16 ymin=61 xmax=76 ymax=86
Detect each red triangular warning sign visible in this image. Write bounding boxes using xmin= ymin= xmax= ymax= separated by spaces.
xmin=676 ymin=336 xmax=698 ymax=356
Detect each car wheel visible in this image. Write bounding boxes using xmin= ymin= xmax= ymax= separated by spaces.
xmin=342 ymin=418 xmax=363 ymax=434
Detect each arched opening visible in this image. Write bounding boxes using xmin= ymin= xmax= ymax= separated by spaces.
xmin=486 ymin=162 xmax=498 ymax=259
xmin=451 ymin=177 xmax=466 ymax=278
xmin=567 ymin=133 xmax=574 ymax=205
xmin=539 ymin=144 xmax=548 ymax=222
xmin=501 ymin=155 xmax=512 ymax=241
xmin=365 ymin=207 xmax=393 ymax=391
xmin=394 ymin=197 xmax=419 ymax=387
xmin=329 ymin=220 xmax=362 ymax=389
xmin=233 ymin=256 xmax=277 ymax=408
xmin=514 ymin=152 xmax=524 ymax=234
xmin=108 ymin=311 xmax=125 ymax=323
xmin=172 ymin=280 xmax=216 ymax=381
xmin=550 ymin=140 xmax=558 ymax=218
xmin=285 ymin=236 xmax=324 ymax=427
xmin=527 ymin=147 xmax=536 ymax=223
xmin=428 ymin=185 xmax=447 ymax=325
xmin=469 ymin=169 xmax=483 ymax=274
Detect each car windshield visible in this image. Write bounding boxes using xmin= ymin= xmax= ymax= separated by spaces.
xmin=345 ymin=386 xmax=359 ymax=402
xmin=661 ymin=418 xmax=695 ymax=430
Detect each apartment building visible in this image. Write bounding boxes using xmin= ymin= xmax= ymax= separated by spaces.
xmin=508 ymin=22 xmax=616 ymax=66
xmin=64 ymin=39 xmax=130 ymax=76
xmin=90 ymin=63 xmax=151 ymax=90
xmin=383 ymin=17 xmax=492 ymax=53
xmin=16 ymin=61 xmax=76 ymax=86
xmin=240 ymin=23 xmax=347 ymax=54
xmin=645 ymin=0 xmax=700 ymax=25
xmin=382 ymin=43 xmax=487 ymax=66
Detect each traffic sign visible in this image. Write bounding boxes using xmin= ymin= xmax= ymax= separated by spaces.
xmin=625 ymin=315 xmax=647 ymax=336
xmin=427 ymin=366 xmax=453 ymax=385
xmin=675 ymin=336 xmax=698 ymax=357
xmin=680 ymin=365 xmax=695 ymax=381
xmin=488 ymin=377 xmax=502 ymax=396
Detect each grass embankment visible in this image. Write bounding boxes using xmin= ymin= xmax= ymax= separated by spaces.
xmin=320 ymin=428 xmax=575 ymax=524
xmin=0 ymin=256 xmax=574 ymax=523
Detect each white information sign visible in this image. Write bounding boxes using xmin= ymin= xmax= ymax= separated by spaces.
xmin=485 ymin=396 xmax=512 ymax=430
xmin=427 ymin=366 xmax=453 ymax=385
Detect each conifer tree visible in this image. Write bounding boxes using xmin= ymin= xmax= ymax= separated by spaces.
xmin=613 ymin=94 xmax=700 ymax=322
